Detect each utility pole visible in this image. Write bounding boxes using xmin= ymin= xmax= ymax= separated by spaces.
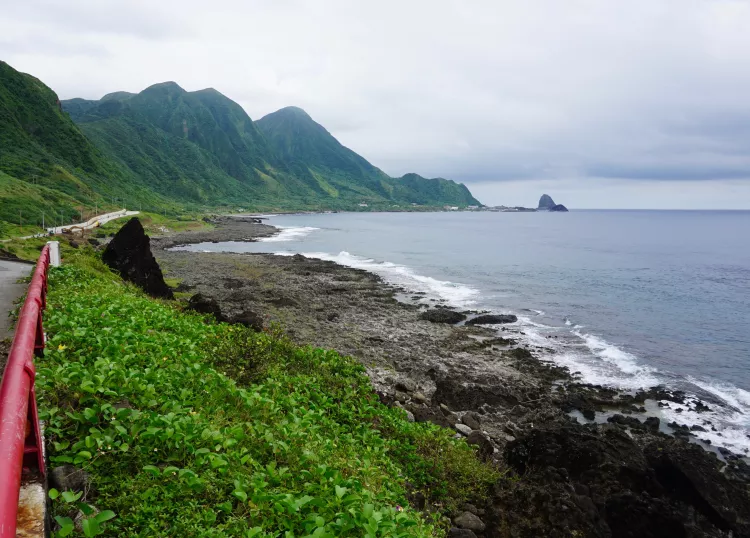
xmin=80 ymin=207 xmax=84 ymax=222
xmin=42 ymin=212 xmax=45 ymax=232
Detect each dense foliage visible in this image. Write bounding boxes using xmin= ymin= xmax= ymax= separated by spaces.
xmin=0 ymin=61 xmax=172 ymax=235
xmin=37 ymin=249 xmax=497 ymax=537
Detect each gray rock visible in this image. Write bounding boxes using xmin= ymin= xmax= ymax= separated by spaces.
xmin=462 ymin=412 xmax=481 ymax=430
xmin=439 ymin=403 xmax=452 ymax=414
xmin=413 ymin=392 xmax=427 ymax=404
xmin=466 ymin=431 xmax=494 ymax=461
xmin=454 ymin=423 xmax=473 ymax=436
xmin=394 ymin=391 xmax=409 ymax=403
xmin=405 ymin=411 xmax=415 ymax=422
xmin=419 ymin=309 xmax=467 ymax=324
xmin=465 ymin=314 xmax=518 ymax=326
xmin=49 ymin=465 xmax=89 ymax=492
xmin=644 ymin=416 xmax=660 ymax=432
xmin=395 ymin=379 xmax=417 ymax=393
xmin=453 ymin=511 xmax=486 ymax=532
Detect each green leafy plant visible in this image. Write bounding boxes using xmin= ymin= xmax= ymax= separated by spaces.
xmin=36 ymin=253 xmax=499 ymax=536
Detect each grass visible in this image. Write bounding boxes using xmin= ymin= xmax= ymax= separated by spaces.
xmin=36 ymin=246 xmax=499 ymax=537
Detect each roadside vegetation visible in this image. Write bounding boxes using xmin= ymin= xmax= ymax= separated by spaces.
xmin=36 ymin=245 xmax=498 ymax=537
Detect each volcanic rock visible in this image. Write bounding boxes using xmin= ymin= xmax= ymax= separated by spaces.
xmin=102 ymin=218 xmax=173 ymax=299
xmin=419 ymin=309 xmax=467 ymax=324
xmin=465 ymin=314 xmax=518 ymax=326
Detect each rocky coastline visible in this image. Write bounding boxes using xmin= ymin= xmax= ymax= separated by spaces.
xmin=152 ymin=217 xmax=750 ymax=538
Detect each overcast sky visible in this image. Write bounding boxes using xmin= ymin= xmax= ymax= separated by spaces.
xmin=3 ymin=0 xmax=750 ymax=208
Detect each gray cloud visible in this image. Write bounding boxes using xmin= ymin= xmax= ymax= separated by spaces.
xmin=2 ymin=0 xmax=750 ymax=207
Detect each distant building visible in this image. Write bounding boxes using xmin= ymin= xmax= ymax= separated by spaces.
xmin=358 ymin=203 xmax=368 ymax=207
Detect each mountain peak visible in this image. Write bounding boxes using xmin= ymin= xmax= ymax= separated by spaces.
xmin=141 ymin=81 xmax=186 ymax=94
xmin=274 ymin=106 xmax=312 ymax=119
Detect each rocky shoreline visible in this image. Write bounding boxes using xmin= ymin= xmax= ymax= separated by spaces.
xmin=153 ymin=217 xmax=750 ymax=538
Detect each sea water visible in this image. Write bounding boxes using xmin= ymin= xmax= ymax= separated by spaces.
xmin=175 ymin=210 xmax=750 ymax=454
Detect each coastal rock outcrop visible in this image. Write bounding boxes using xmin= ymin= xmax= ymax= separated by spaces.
xmin=465 ymin=314 xmax=517 ymax=326
xmin=102 ymin=218 xmax=173 ymax=299
xmin=538 ymin=194 xmax=569 ymax=212
xmin=419 ymin=308 xmax=467 ymax=324
xmin=538 ymin=194 xmax=556 ymax=209
xmin=501 ymin=423 xmax=750 ymax=537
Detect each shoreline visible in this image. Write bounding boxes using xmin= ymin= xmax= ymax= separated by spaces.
xmin=152 ymin=217 xmax=750 ymax=537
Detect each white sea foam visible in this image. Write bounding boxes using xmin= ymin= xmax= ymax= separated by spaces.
xmin=259 ymin=226 xmax=320 ymax=242
xmin=287 ymin=251 xmax=479 ymax=308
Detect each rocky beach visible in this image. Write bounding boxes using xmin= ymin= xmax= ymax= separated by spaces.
xmin=152 ymin=216 xmax=750 ymax=538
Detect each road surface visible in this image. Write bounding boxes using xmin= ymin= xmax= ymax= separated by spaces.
xmin=0 ymin=260 xmax=31 ymax=339
xmin=47 ymin=209 xmax=140 ymax=235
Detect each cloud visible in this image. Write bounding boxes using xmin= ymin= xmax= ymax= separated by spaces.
xmin=2 ymin=0 xmax=750 ymax=207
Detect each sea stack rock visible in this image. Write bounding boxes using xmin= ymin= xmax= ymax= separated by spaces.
xmin=549 ymin=204 xmax=569 ymax=212
xmin=102 ymin=217 xmax=174 ymax=299
xmin=538 ymin=194 xmax=556 ymax=210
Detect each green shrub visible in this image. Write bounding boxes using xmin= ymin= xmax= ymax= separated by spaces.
xmin=38 ymin=259 xmax=498 ymax=537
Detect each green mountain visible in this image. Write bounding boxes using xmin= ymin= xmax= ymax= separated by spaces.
xmin=0 ymin=59 xmax=480 ymax=234
xmin=0 ymin=61 xmax=162 ymax=233
xmin=256 ymin=106 xmax=480 ymax=206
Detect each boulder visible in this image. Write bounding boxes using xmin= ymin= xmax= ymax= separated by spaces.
xmin=187 ymin=293 xmax=225 ymax=322
xmin=465 ymin=314 xmax=517 ymax=326
xmin=462 ymin=412 xmax=481 ymax=430
xmin=419 ymin=309 xmax=467 ymax=324
xmin=230 ymin=310 xmax=264 ymax=331
xmin=453 ymin=511 xmax=486 ymax=532
xmin=455 ymin=423 xmax=473 ymax=436
xmin=466 ymin=431 xmax=494 ymax=461
xmin=49 ymin=465 xmax=89 ymax=492
xmin=102 ymin=218 xmax=174 ymax=299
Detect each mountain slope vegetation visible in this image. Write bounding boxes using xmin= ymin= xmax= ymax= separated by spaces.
xmin=0 ymin=59 xmax=481 ymax=235
xmin=0 ymin=61 xmax=167 ymax=234
xmin=256 ymin=106 xmax=480 ymax=206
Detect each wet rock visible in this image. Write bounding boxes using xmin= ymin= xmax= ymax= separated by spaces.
xmin=68 ymin=240 xmax=79 ymax=249
xmin=187 ymin=293 xmax=226 ymax=322
xmin=453 ymin=511 xmax=486 ymax=532
xmin=465 ymin=314 xmax=518 ymax=326
xmin=49 ymin=465 xmax=89 ymax=492
xmin=644 ymin=416 xmax=660 ymax=432
xmin=504 ymin=423 xmax=750 ymax=537
xmin=419 ymin=309 xmax=466 ymax=324
xmin=691 ymin=425 xmax=707 ymax=432
xmin=102 ymin=218 xmax=174 ymax=299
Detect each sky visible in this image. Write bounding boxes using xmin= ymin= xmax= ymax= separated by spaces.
xmin=2 ymin=0 xmax=750 ymax=208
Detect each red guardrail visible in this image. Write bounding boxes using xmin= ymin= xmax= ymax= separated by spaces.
xmin=0 ymin=244 xmax=50 ymax=537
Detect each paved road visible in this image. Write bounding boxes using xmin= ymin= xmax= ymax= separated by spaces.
xmin=2 ymin=209 xmax=140 ymax=242
xmin=0 ymin=260 xmax=31 ymax=339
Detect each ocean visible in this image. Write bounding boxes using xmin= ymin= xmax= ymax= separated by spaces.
xmin=175 ymin=210 xmax=750 ymax=455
